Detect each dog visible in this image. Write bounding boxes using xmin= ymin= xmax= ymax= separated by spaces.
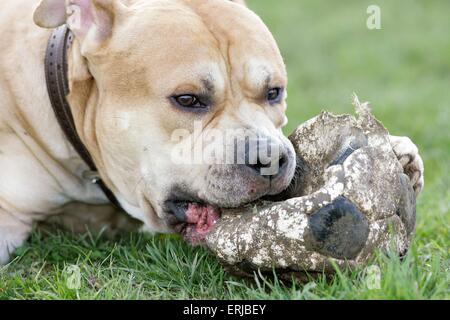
xmin=0 ymin=0 xmax=424 ymax=264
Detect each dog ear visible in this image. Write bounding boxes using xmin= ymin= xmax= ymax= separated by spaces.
xmin=34 ymin=0 xmax=124 ymax=45
xmin=33 ymin=0 xmax=67 ymax=28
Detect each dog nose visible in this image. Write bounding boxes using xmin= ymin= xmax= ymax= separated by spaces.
xmin=246 ymin=152 xmax=289 ymax=178
xmin=241 ymin=138 xmax=290 ymax=178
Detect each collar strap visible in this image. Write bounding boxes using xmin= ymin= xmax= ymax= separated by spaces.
xmin=45 ymin=25 xmax=121 ymax=208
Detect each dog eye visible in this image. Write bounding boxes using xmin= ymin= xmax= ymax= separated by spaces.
xmin=267 ymin=87 xmax=283 ymax=104
xmin=172 ymin=95 xmax=207 ymax=109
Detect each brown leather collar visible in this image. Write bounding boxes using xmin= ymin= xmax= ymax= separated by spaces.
xmin=45 ymin=25 xmax=121 ymax=208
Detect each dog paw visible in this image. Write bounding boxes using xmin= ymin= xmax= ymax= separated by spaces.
xmin=0 ymin=213 xmax=32 ymax=265
xmin=0 ymin=241 xmax=14 ymax=265
xmin=389 ymin=135 xmax=424 ymax=196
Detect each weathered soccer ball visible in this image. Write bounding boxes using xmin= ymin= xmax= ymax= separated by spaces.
xmin=205 ymin=99 xmax=416 ymax=278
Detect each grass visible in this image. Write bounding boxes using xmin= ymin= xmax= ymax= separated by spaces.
xmin=1 ymin=0 xmax=449 ymax=299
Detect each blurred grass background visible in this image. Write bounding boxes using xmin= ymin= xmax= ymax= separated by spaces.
xmin=251 ymin=0 xmax=450 ymax=259
xmin=1 ymin=0 xmax=448 ymax=299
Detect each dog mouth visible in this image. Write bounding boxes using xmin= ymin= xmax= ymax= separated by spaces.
xmin=166 ymin=200 xmax=221 ymax=245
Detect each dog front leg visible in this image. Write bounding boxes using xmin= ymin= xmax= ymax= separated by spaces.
xmin=40 ymin=202 xmax=142 ymax=237
xmin=0 ymin=208 xmax=32 ymax=265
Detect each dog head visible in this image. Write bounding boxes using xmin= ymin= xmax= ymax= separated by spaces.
xmin=34 ymin=0 xmax=296 ymax=241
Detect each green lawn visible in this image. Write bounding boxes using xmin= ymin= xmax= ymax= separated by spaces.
xmin=1 ymin=0 xmax=449 ymax=299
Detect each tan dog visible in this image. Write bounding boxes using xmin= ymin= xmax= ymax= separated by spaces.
xmin=0 ymin=0 xmax=424 ymax=264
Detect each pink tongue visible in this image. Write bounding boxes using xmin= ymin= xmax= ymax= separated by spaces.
xmin=184 ymin=203 xmax=220 ymax=244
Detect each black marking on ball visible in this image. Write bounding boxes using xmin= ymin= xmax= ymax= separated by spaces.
xmin=305 ymin=196 xmax=369 ymax=259
xmin=396 ymin=173 xmax=416 ymax=235
xmin=329 ymin=138 xmax=365 ymax=167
